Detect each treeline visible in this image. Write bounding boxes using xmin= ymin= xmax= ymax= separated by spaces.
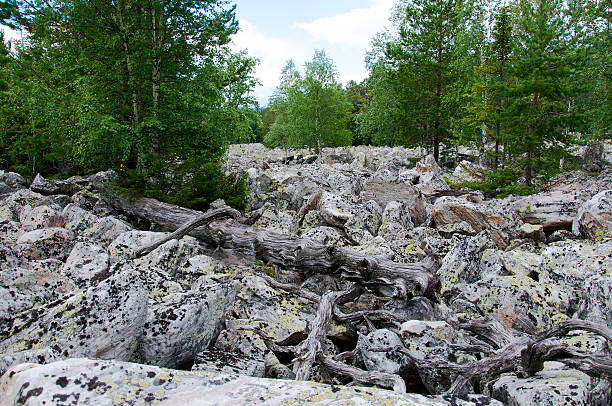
xmin=262 ymin=0 xmax=610 ymax=194
xmin=0 ymin=0 xmax=256 ymax=210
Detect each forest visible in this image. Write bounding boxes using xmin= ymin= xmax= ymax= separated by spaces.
xmin=0 ymin=0 xmax=610 ymax=209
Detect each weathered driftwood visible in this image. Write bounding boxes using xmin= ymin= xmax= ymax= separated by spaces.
xmin=106 ymin=195 xmax=440 ymax=300
xmin=132 ymin=207 xmax=241 ymax=258
xmin=293 ymin=289 xmax=354 ymax=381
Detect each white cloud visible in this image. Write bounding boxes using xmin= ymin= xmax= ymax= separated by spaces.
xmin=293 ymin=0 xmax=395 ymax=49
xmin=232 ymin=19 xmax=308 ymax=105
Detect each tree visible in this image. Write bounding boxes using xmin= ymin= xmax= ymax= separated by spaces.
xmin=504 ymin=0 xmax=579 ymax=184
xmin=0 ymin=0 xmax=257 ymax=210
xmin=463 ymin=5 xmax=514 ymax=169
xmin=266 ymin=50 xmax=352 ymax=154
xmin=345 ymin=80 xmax=368 ymax=145
xmin=357 ymin=60 xmax=401 ymax=146
xmin=384 ymin=0 xmax=471 ymax=161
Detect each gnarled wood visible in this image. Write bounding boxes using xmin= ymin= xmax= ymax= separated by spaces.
xmin=133 ymin=207 xmax=240 ymax=258
xmin=105 ymin=195 xmax=440 ymax=300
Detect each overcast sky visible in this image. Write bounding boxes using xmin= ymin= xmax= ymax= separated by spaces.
xmin=0 ymin=0 xmax=396 ymax=106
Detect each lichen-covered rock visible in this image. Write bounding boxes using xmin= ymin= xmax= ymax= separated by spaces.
xmin=133 ymin=236 xmax=205 ymax=277
xmin=15 ymin=228 xmax=74 ymax=261
xmin=573 ymin=190 xmax=612 ymax=239
xmin=0 ymin=262 xmax=147 ymax=361
xmin=432 ymin=196 xmax=517 ymax=248
xmin=61 ymin=203 xmax=97 ymax=234
xmin=0 ymin=358 xmax=503 ymax=406
xmin=3 ymin=189 xmax=48 ymax=215
xmin=539 ymin=240 xmax=612 ymax=319
xmin=139 ymin=283 xmax=237 ymax=369
xmin=359 ymin=329 xmax=405 ymax=375
xmin=486 ymin=362 xmax=593 ymax=406
xmin=319 ymin=192 xmax=355 ymax=228
xmin=108 ymin=230 xmax=167 ymax=258
xmin=0 ymin=170 xmax=27 ymax=189
xmin=400 ymin=321 xmax=476 ymax=394
xmin=30 ymin=173 xmax=86 ymax=196
xmin=215 ymin=275 xmax=315 ymax=357
xmin=0 ymin=348 xmax=60 ymax=376
xmin=18 ymin=205 xmax=64 ymax=231
xmin=417 ymin=171 xmax=451 ymax=196
xmin=84 ymin=216 xmax=133 ymax=245
xmin=361 ymin=181 xmax=427 ymax=226
xmin=62 ymin=243 xmax=109 ymax=287
xmin=437 ymin=233 xmax=494 ymax=297
xmin=0 ymin=259 xmax=75 ymax=323
xmin=252 ymin=208 xmax=294 ymax=234
xmin=458 ymin=274 xmax=569 ymax=331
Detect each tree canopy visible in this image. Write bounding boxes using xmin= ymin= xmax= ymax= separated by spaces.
xmin=0 ymin=0 xmax=257 ymax=210
xmin=264 ymin=50 xmax=352 ymax=153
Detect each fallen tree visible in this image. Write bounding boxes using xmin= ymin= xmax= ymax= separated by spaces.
xmin=106 ymin=194 xmax=440 ymax=300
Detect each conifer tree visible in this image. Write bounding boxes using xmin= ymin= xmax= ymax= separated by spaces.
xmin=385 ymin=0 xmax=470 ymax=161
xmin=505 ymin=0 xmax=578 ymax=184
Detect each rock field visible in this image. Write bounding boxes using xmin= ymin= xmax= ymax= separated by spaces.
xmin=0 ymin=143 xmax=611 ymax=405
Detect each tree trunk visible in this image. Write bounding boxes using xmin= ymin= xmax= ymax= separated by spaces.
xmin=105 ymin=195 xmax=440 ymax=301
xmin=113 ymin=3 xmax=139 ymax=125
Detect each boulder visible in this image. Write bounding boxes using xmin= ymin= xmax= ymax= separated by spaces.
xmin=437 ymin=233 xmax=494 ymax=297
xmin=15 ymin=228 xmax=74 ymax=261
xmin=458 ymin=274 xmax=569 ymax=332
xmin=18 ymin=205 xmax=65 ymax=231
xmin=399 ymin=321 xmax=477 ymax=394
xmin=62 ymin=243 xmax=109 ymax=287
xmin=509 ymin=190 xmax=586 ymax=233
xmin=573 ymin=190 xmax=612 ymax=239
xmin=0 ymin=170 xmax=27 ymax=189
xmin=319 ymin=192 xmax=354 ymax=228
xmin=0 ymin=358 xmax=503 ymax=405
xmin=83 ymin=216 xmax=133 ymax=245
xmin=191 ymin=349 xmax=265 ymax=377
xmin=416 ymin=172 xmax=451 ymax=196
xmin=0 ymin=262 xmax=147 ymax=362
xmin=486 ymin=362 xmax=594 ymax=406
xmin=215 ymin=275 xmax=315 ymax=357
xmin=539 ymin=241 xmax=612 ymax=321
xmin=432 ymin=196 xmax=518 ymax=248
xmin=140 ymin=283 xmax=237 ymax=369
xmin=0 ymin=259 xmax=75 ymax=324
xmin=30 ymin=173 xmax=86 ymax=196
xmin=361 ymin=181 xmax=427 ymax=226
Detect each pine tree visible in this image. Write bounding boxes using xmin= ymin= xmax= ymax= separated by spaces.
xmin=505 ymin=0 xmax=579 ymax=184
xmin=385 ymin=0 xmax=470 ymax=161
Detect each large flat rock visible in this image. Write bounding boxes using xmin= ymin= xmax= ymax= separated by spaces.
xmin=0 ymin=358 xmax=503 ymax=406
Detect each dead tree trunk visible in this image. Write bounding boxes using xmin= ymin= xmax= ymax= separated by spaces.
xmin=106 ymin=195 xmax=440 ymax=300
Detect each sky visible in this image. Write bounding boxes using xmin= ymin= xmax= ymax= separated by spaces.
xmin=233 ymin=0 xmax=396 ymax=105
xmin=0 ymin=0 xmax=397 ymax=106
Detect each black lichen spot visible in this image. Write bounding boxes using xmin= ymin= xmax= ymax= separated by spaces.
xmin=17 ymin=387 xmax=44 ymax=404
xmin=56 ymin=376 xmax=69 ymax=388
xmin=147 ymin=371 xmax=156 ymax=378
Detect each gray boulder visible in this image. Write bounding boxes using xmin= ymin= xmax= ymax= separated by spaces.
xmin=486 ymin=362 xmax=594 ymax=406
xmin=0 ymin=262 xmax=147 ymax=361
xmin=573 ymin=190 xmax=612 ymax=239
xmin=62 ymin=243 xmax=110 ymax=287
xmin=140 ymin=283 xmax=237 ymax=369
xmin=0 ymin=358 xmax=503 ymax=405
xmin=15 ymin=228 xmax=74 ymax=261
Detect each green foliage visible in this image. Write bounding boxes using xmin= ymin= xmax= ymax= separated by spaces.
xmin=265 ymin=50 xmax=352 ymax=153
xmin=0 ymin=0 xmax=256 ymax=212
xmin=459 ymin=167 xmax=538 ymax=197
